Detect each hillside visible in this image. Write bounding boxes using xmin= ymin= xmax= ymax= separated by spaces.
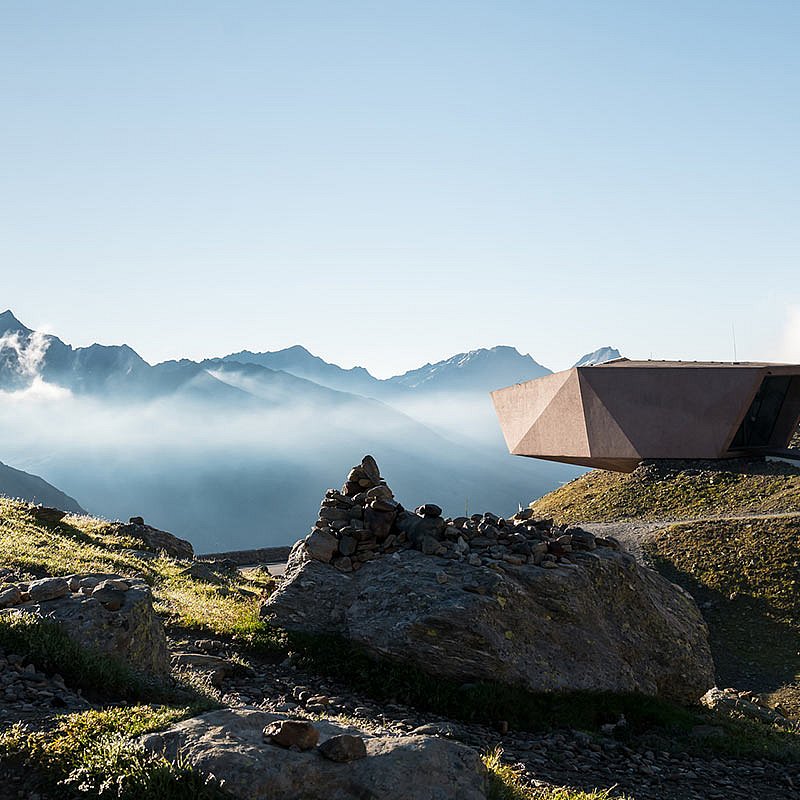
xmin=531 ymin=457 xmax=800 ymax=718
xmin=644 ymin=515 xmax=800 ymax=713
xmin=531 ymin=459 xmax=800 ymax=524
xmin=0 ymin=462 xmax=86 ymax=514
xmin=3 ymin=494 xmax=800 ymax=800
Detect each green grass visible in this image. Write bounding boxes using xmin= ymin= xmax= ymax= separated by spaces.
xmin=531 ymin=460 xmax=800 ymax=524
xmin=0 ymin=706 xmax=230 ymax=799
xmin=644 ymin=516 xmax=800 ymax=711
xmin=0 ymin=615 xmax=145 ymax=699
xmin=0 ymin=497 xmax=272 ymax=639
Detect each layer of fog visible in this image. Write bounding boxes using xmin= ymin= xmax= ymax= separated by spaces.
xmin=0 ymin=334 xmax=580 ymax=552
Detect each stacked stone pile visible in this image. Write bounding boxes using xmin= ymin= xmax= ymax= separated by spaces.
xmin=267 ymin=455 xmax=716 ymax=703
xmin=304 ymin=455 xmax=621 ymax=573
xmin=0 ymin=570 xmax=169 ymax=675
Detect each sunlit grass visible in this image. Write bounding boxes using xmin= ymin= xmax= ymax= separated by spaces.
xmin=0 ymin=705 xmax=229 ymax=799
xmin=0 ymin=497 xmax=273 ymax=638
xmin=483 ymin=748 xmax=630 ymax=800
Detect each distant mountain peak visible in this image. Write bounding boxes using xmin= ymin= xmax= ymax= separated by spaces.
xmin=388 ymin=345 xmax=551 ymax=392
xmin=572 ymin=347 xmax=622 ymax=368
xmin=0 ymin=310 xmax=31 ymax=335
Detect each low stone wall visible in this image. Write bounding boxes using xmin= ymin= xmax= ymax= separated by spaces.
xmin=197 ymin=546 xmax=292 ymax=565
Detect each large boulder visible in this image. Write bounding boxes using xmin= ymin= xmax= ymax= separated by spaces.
xmin=142 ymin=707 xmax=489 ymax=800
xmin=263 ymin=457 xmax=715 ymax=704
xmin=0 ymin=573 xmax=169 ymax=675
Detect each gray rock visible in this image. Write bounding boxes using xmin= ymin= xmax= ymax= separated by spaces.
xmin=264 ymin=547 xmax=714 ymax=703
xmin=360 ymin=455 xmax=381 ymax=483
xmin=27 ymin=577 xmax=69 ymax=602
xmin=91 ymin=587 xmax=126 ymax=611
xmin=305 ymin=530 xmax=338 ymax=563
xmin=2 ymin=579 xmax=169 ymax=675
xmin=142 ymin=708 xmax=488 ymax=800
xmin=417 ymin=503 xmax=442 ymax=518
xmin=338 ymin=535 xmax=357 ymax=557
xmin=116 ymin=521 xmax=194 ymax=560
xmin=318 ymin=733 xmax=367 ymax=762
xmin=0 ymin=585 xmax=22 ymax=608
xmin=29 ymin=506 xmax=67 ymax=525
xmin=263 ymin=719 xmax=319 ymax=750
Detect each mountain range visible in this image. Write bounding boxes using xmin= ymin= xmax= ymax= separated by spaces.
xmin=0 ymin=309 xmax=619 ymax=550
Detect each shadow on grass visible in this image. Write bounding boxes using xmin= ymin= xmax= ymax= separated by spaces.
xmin=648 ymin=555 xmax=800 ymax=692
xmin=0 ymin=616 xmax=216 ymax=708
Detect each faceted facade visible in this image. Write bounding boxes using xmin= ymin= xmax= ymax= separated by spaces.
xmin=491 ymin=360 xmax=800 ymax=472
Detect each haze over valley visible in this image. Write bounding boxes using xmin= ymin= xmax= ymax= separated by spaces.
xmin=0 ymin=309 xmax=617 ymax=551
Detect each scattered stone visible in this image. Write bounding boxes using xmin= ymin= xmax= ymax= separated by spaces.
xmin=114 ymin=520 xmax=194 ymax=559
xmin=318 ymin=733 xmax=368 ymax=762
xmin=0 ymin=585 xmax=22 ymax=608
xmin=29 ymin=506 xmax=67 ymax=525
xmin=143 ymin=708 xmax=488 ymax=800
xmin=1 ymin=575 xmax=169 ymax=675
xmin=27 ymin=578 xmax=69 ymax=603
xmin=263 ymin=719 xmax=320 ymax=750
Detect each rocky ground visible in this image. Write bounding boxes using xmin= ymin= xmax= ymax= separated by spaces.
xmin=165 ymin=633 xmax=800 ymax=799
xmin=4 ymin=627 xmax=796 ymax=800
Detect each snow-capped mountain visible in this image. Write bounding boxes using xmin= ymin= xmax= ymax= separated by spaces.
xmin=572 ymin=347 xmax=622 ymax=368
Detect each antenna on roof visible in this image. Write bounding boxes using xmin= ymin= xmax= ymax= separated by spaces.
xmin=732 ymin=322 xmax=738 ymax=362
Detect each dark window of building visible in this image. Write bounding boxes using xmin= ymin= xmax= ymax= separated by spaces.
xmin=730 ymin=376 xmax=792 ymax=449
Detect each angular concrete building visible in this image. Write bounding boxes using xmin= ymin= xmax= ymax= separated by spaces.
xmin=491 ymin=360 xmax=800 ymax=472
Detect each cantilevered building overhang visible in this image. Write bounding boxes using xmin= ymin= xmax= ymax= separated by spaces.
xmin=491 ymin=360 xmax=800 ymax=472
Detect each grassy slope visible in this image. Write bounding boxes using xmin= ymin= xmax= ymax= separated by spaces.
xmin=644 ymin=516 xmax=800 ymax=712
xmin=531 ymin=460 xmax=800 ymax=524
xmin=0 ymin=497 xmax=271 ymax=638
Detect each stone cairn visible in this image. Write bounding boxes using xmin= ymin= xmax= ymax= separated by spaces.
xmin=303 ymin=455 xmax=622 ymax=573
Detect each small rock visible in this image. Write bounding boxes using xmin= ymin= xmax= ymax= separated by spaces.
xmin=30 ymin=506 xmax=67 ymax=525
xmin=417 ymin=504 xmax=443 ymax=518
xmin=91 ymin=587 xmax=126 ymax=611
xmin=263 ymin=719 xmax=319 ymax=750
xmin=27 ymin=577 xmax=70 ymax=603
xmin=318 ymin=734 xmax=368 ymax=762
xmin=305 ymin=530 xmax=338 ymax=563
xmin=0 ymin=585 xmax=22 ymax=608
xmin=360 ymin=455 xmax=381 ymax=483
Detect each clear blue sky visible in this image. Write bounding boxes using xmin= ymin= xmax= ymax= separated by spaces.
xmin=2 ymin=1 xmax=798 ymax=376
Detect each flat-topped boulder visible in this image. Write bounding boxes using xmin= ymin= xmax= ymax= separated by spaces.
xmin=142 ymin=707 xmax=489 ymax=800
xmin=263 ymin=457 xmax=715 ymax=703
